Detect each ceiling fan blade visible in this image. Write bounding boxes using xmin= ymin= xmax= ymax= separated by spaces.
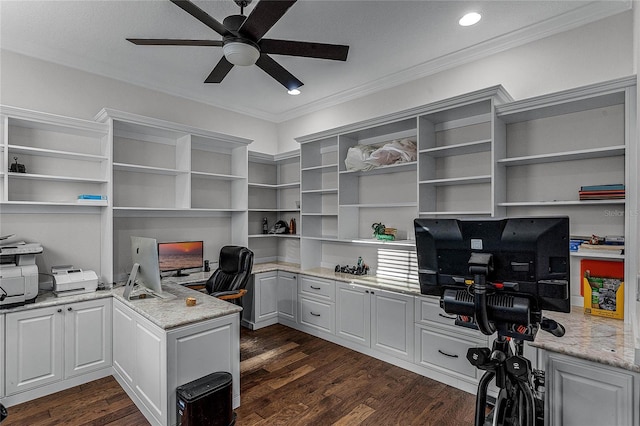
xmin=255 ymin=54 xmax=303 ymax=91
xmin=127 ymin=38 xmax=222 ymax=47
xmin=205 ymin=57 xmax=234 ymax=83
xmin=170 ymin=0 xmax=230 ymax=37
xmin=239 ymin=0 xmax=297 ymax=41
xmin=259 ymin=39 xmax=349 ymax=61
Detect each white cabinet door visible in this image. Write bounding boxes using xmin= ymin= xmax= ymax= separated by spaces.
xmin=113 ymin=299 xmax=136 ymax=386
xmin=545 ymin=352 xmax=637 ymax=426
xmin=277 ymin=272 xmax=297 ymax=322
xmin=64 ymin=298 xmax=112 ymax=378
xmin=166 ymin=314 xmax=240 ymax=426
xmin=335 ymin=283 xmax=370 ymax=347
xmin=371 ymin=289 xmax=414 ymax=361
xmin=6 ymin=306 xmax=64 ymax=395
xmin=135 ymin=318 xmax=166 ymax=425
xmin=256 ymin=272 xmax=278 ymax=322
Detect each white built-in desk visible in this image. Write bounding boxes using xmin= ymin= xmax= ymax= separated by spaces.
xmin=0 ymin=283 xmax=241 ymax=426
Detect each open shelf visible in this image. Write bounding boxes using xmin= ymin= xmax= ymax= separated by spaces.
xmin=497 ymin=145 xmax=625 ymax=166
xmin=191 ymin=171 xmax=246 ymax=180
xmin=419 ymin=175 xmax=492 ymax=186
xmin=419 ymin=139 xmax=492 ymax=157
xmin=8 ymin=145 xmax=108 ymax=162
xmin=339 ymin=161 xmax=416 ymax=176
xmin=8 ymin=172 xmax=107 ymax=184
xmin=498 ymin=199 xmax=625 ymax=207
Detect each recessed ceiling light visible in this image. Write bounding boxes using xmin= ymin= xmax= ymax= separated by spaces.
xmin=287 ymin=89 xmax=301 ymax=95
xmin=459 ymin=12 xmax=481 ymax=27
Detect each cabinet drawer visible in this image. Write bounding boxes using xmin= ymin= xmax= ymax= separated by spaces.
xmin=299 ymin=275 xmax=334 ymax=301
xmin=415 ymin=296 xmax=454 ymax=326
xmin=299 ymin=297 xmax=334 ymax=334
xmin=415 ymin=296 xmax=484 ymax=339
xmin=415 ymin=325 xmax=480 ymax=380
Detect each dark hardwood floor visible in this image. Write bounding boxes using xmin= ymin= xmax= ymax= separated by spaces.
xmin=3 ymin=324 xmax=476 ymax=425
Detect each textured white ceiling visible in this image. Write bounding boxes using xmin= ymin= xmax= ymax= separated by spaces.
xmin=0 ymin=0 xmax=631 ymax=122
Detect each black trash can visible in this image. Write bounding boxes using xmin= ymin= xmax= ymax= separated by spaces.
xmin=176 ymin=371 xmax=235 ymax=426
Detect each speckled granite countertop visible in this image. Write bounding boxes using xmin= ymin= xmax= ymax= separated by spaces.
xmin=0 ymin=283 xmax=240 ymax=331
xmin=0 ymin=289 xmax=113 ymax=314
xmin=530 ymin=308 xmax=639 ymax=373
xmin=111 ymin=283 xmax=241 ymax=330
xmin=252 ymin=263 xmax=421 ymax=295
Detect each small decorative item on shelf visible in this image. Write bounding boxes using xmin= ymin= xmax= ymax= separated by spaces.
xmin=289 ymin=217 xmax=296 ymax=234
xmin=262 ymin=217 xmax=269 ymax=234
xmin=372 ymin=222 xmax=396 ymax=241
xmin=9 ymin=157 xmax=26 ymax=173
xmin=269 ymin=220 xmax=289 ymax=234
xmin=334 ymin=256 xmax=369 ymax=275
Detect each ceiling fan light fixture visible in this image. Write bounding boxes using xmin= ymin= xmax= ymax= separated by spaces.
xmin=459 ymin=12 xmax=481 ymax=27
xmin=223 ymin=41 xmax=260 ymax=66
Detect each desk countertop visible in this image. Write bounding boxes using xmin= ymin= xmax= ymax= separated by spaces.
xmin=111 ymin=283 xmax=242 ymax=330
xmin=530 ymin=308 xmax=639 ymax=373
xmin=2 ymin=283 xmax=241 ymax=331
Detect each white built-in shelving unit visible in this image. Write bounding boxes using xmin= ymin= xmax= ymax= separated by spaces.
xmin=296 ymin=76 xmax=637 ymax=313
xmin=0 ymin=76 xmax=636 ymax=313
xmin=495 ymin=76 xmax=637 ymax=310
xmin=296 ymin=86 xmax=513 ymax=272
xmin=95 ymin=109 xmax=251 ymax=283
xmin=0 ymin=106 xmax=110 ymax=208
xmin=247 ymin=150 xmax=300 ymax=264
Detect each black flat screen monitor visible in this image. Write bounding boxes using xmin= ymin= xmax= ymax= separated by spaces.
xmin=158 ymin=241 xmax=203 ymax=277
xmin=414 ymin=217 xmax=570 ymax=314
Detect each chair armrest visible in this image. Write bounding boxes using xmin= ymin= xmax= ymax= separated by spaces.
xmin=210 ymin=289 xmax=247 ymax=300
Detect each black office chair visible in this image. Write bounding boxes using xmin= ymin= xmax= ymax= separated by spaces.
xmin=205 ymin=246 xmax=254 ymax=307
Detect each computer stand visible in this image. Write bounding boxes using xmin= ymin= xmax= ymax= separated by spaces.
xmin=123 ymin=263 xmax=172 ymax=300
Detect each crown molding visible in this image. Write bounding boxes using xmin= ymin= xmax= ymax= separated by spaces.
xmin=273 ymin=0 xmax=632 ymax=123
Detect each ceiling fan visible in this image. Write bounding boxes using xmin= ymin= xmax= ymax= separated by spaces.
xmin=127 ymin=0 xmax=350 ymax=92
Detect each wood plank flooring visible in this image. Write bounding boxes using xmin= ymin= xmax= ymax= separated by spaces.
xmin=2 ymin=324 xmax=476 ymax=425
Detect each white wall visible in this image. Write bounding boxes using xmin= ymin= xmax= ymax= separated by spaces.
xmin=0 ymin=50 xmax=279 ymax=154
xmin=277 ymin=10 xmax=634 ymax=152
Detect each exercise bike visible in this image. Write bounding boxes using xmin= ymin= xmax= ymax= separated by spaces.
xmin=414 ymin=216 xmax=571 ymax=426
xmin=442 ymin=254 xmax=565 ymax=426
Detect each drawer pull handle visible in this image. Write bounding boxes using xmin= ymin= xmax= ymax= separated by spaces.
xmin=438 ymin=349 xmax=459 ymax=358
xmin=438 ymin=313 xmax=456 ymax=320
xmin=310 ymin=312 xmax=321 ymax=317
xmin=310 ymin=286 xmax=321 ymax=290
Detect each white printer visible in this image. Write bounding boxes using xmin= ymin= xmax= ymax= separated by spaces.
xmin=0 ymin=242 xmax=43 ymax=308
xmin=52 ymin=266 xmax=98 ymax=296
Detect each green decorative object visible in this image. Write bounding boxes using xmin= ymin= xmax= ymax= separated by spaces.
xmin=372 ymin=222 xmax=395 ymax=241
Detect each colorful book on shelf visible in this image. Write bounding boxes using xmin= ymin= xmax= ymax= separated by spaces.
xmin=579 ymin=189 xmax=625 ymax=200
xmin=580 ymin=184 xmax=624 ymax=191
xmin=77 ymin=194 xmax=107 ymax=200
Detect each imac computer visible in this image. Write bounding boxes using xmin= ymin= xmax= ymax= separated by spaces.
xmin=157 ymin=241 xmax=203 ymax=277
xmin=124 ymin=236 xmax=167 ymax=300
